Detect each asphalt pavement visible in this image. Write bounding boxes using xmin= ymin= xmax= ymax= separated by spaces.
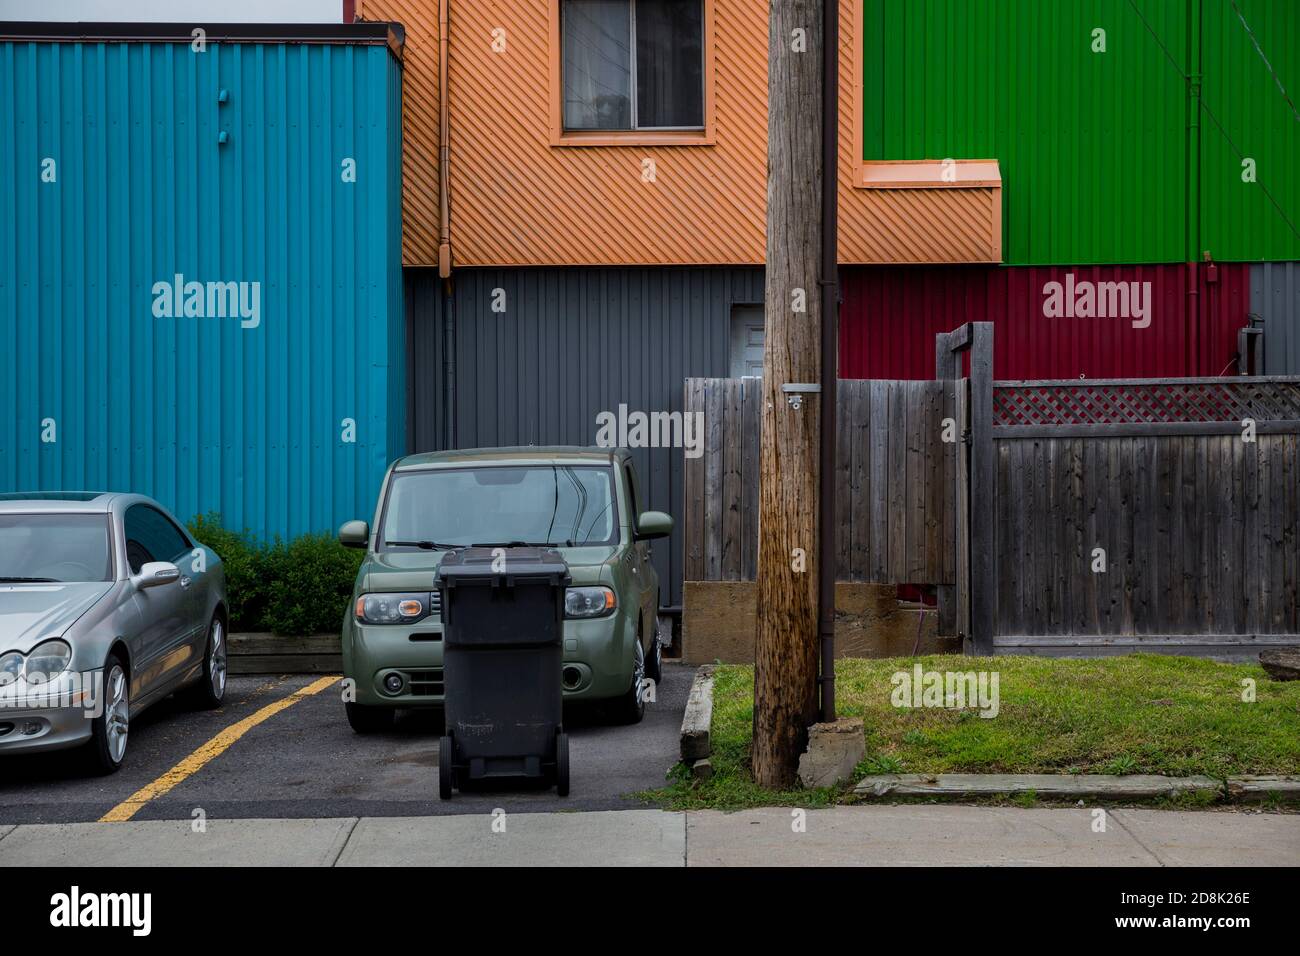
xmin=0 ymin=664 xmax=692 ymax=824
xmin=6 ymin=662 xmax=1294 ymax=868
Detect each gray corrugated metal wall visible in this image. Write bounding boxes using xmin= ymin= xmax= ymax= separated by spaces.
xmin=406 ymin=266 xmax=766 ymax=605
xmin=405 ymin=275 xmax=446 ymax=453
xmin=1252 ymin=263 xmax=1300 ymax=375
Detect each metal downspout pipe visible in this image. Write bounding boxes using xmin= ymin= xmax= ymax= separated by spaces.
xmin=439 ymin=0 xmax=456 ymax=447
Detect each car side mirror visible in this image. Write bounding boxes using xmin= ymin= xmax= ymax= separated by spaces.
xmin=339 ymin=519 xmax=370 ymax=549
xmin=635 ymin=511 xmax=673 ymax=541
xmin=137 ymin=561 xmax=180 ymax=589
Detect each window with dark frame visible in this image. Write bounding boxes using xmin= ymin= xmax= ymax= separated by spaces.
xmin=124 ymin=505 xmax=191 ymax=574
xmin=562 ymin=0 xmax=705 ymax=132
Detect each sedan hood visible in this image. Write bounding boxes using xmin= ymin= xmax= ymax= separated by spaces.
xmin=362 ymin=545 xmax=618 ymax=591
xmin=0 ymin=583 xmax=113 ymax=654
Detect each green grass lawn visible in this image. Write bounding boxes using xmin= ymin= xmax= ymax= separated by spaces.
xmin=649 ymin=654 xmax=1300 ymax=811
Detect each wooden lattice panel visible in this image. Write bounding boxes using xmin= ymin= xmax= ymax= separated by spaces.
xmin=993 ymin=378 xmax=1300 ymax=426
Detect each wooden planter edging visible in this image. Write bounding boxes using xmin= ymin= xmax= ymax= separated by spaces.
xmin=228 ymin=633 xmax=342 ymax=675
xmin=680 ymin=666 xmax=715 ymax=779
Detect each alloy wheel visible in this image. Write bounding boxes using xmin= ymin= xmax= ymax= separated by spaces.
xmin=106 ymin=664 xmax=129 ymax=764
xmin=633 ymin=640 xmax=646 ymax=702
xmin=209 ymin=619 xmax=227 ymax=699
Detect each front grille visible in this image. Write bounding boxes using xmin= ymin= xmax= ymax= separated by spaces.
xmin=405 ymin=669 xmax=444 ymax=696
xmin=428 ymin=591 xmax=442 ymax=615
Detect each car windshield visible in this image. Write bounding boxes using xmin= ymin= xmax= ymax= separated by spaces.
xmin=0 ymin=514 xmax=113 ymax=583
xmin=381 ymin=465 xmax=618 ymax=549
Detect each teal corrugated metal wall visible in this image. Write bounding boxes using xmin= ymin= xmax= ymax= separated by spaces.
xmin=0 ymin=38 xmax=404 ymax=541
xmin=862 ymin=0 xmax=1299 ymax=264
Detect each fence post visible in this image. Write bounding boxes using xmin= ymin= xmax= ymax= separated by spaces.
xmin=933 ymin=322 xmax=995 ymax=654
xmin=968 ymin=322 xmax=996 ymax=655
xmin=935 ymin=331 xmax=958 ymax=637
xmin=935 ymin=330 xmax=958 ymax=381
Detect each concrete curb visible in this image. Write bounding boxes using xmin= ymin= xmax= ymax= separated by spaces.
xmin=1225 ymin=775 xmax=1300 ymax=804
xmin=853 ymin=772 xmax=1300 ymax=804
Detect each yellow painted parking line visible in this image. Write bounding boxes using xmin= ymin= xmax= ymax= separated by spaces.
xmin=99 ymin=675 xmax=340 ymax=823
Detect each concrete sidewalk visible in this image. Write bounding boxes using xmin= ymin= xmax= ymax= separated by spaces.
xmin=1 ymin=806 xmax=1295 ymax=867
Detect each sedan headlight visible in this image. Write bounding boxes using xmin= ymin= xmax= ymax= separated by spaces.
xmin=565 ymin=586 xmax=617 ymax=619
xmin=0 ymin=651 xmax=23 ymax=687
xmin=355 ymin=592 xmax=433 ymax=625
xmin=23 ymin=639 xmax=72 ymax=684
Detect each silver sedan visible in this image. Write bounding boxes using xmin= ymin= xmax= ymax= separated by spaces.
xmin=0 ymin=492 xmax=228 ymax=773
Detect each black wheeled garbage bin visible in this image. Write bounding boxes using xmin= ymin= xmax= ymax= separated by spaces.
xmin=436 ymin=547 xmax=571 ymax=798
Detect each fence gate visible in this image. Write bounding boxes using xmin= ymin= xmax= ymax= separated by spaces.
xmin=985 ymin=376 xmax=1300 ymax=656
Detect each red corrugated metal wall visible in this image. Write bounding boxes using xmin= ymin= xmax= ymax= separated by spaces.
xmin=840 ymin=264 xmax=1250 ymax=380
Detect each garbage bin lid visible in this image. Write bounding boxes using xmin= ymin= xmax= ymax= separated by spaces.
xmin=437 ymin=546 xmax=571 ymax=588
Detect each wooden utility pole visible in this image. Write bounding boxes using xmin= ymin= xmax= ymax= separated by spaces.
xmin=752 ymin=0 xmax=824 ymax=788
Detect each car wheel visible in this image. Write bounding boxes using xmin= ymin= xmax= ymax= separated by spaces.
xmin=645 ymin=624 xmax=664 ymax=684
xmin=610 ymin=640 xmax=646 ymax=725
xmin=185 ymin=614 xmax=227 ymax=709
xmin=83 ymin=654 xmax=129 ymax=775
xmin=346 ymin=702 xmax=397 ymax=733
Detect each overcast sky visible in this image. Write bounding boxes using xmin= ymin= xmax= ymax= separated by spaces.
xmin=0 ymin=0 xmax=342 ymax=22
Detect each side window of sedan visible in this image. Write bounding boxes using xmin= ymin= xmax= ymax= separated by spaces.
xmin=124 ymin=506 xmax=191 ymax=575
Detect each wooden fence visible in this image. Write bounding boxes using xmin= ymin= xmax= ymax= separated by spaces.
xmin=990 ymin=377 xmax=1300 ymax=655
xmin=682 ymin=376 xmax=957 ymax=586
xmin=684 ymin=324 xmax=1300 ymax=658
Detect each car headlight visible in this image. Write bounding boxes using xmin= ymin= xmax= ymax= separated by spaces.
xmin=355 ymin=592 xmax=433 ymax=625
xmin=0 ymin=651 xmax=23 ymax=687
xmin=565 ymin=586 xmax=617 ymax=619
xmin=23 ymin=639 xmax=72 ymax=684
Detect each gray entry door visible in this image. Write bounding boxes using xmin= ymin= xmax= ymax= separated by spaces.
xmin=729 ymin=305 xmax=765 ymax=378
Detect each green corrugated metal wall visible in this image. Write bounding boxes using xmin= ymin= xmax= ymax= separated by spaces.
xmin=1200 ymin=0 xmax=1300 ymax=262
xmin=861 ymin=0 xmax=1299 ymax=264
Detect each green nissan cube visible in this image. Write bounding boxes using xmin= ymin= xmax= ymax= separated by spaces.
xmin=337 ymin=447 xmax=673 ymax=733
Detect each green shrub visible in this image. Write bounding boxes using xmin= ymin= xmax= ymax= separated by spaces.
xmin=187 ymin=513 xmax=270 ymax=632
xmin=186 ymin=515 xmax=361 ymax=636
xmin=261 ymin=533 xmax=364 ymax=637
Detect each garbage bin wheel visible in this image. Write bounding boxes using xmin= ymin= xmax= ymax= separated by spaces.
xmin=439 ymin=734 xmax=454 ymax=800
xmin=555 ymin=729 xmax=570 ymax=797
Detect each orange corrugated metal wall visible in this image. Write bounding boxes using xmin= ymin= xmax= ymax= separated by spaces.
xmin=358 ymin=0 xmax=441 ymax=267
xmin=445 ymin=0 xmax=767 ymax=266
xmin=359 ymin=0 xmax=999 ymax=268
